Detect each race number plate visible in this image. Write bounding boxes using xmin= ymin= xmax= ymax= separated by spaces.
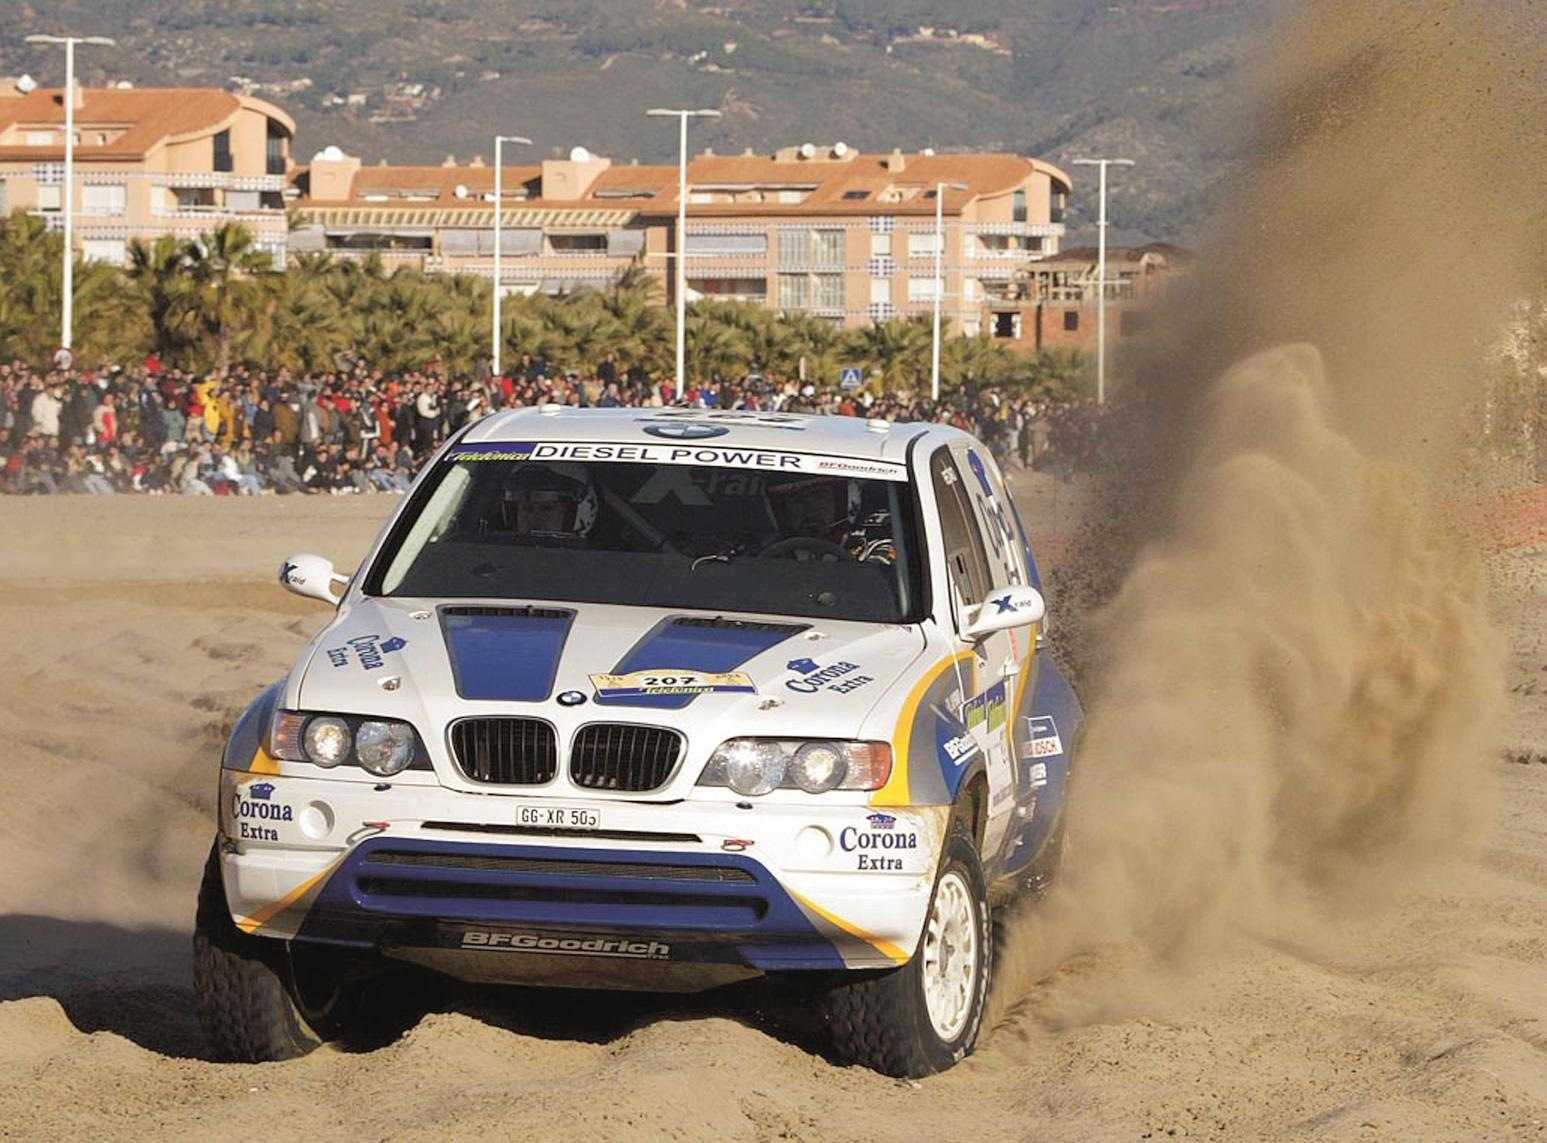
xmin=517 ymin=803 xmax=602 ymax=830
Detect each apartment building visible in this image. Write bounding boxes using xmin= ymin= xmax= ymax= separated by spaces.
xmin=0 ymin=79 xmax=294 ymax=266
xmin=291 ymin=142 xmax=1071 ymax=336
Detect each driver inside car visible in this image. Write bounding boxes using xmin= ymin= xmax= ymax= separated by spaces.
xmin=501 ymin=463 xmax=599 ymax=546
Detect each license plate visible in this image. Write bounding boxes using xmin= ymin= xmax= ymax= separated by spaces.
xmin=517 ymin=804 xmax=602 ymax=830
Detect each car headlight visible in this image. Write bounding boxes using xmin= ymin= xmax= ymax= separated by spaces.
xmin=355 ymin=720 xmax=415 ymax=777
xmin=699 ymin=739 xmax=892 ymax=796
xmin=269 ymin=710 xmax=429 ymax=774
xmin=303 ymin=716 xmax=352 ymax=767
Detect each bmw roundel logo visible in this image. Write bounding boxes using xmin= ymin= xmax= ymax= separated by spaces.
xmin=556 ymin=690 xmax=587 ymax=706
xmin=644 ymin=422 xmax=728 ymax=440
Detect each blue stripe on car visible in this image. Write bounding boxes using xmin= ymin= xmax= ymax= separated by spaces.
xmin=295 ymin=837 xmax=848 ymax=971
xmin=597 ymin=617 xmax=806 ymax=709
xmin=441 ymin=608 xmax=574 ymax=702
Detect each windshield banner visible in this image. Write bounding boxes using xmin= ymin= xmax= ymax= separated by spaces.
xmin=449 ymin=441 xmax=908 ymax=482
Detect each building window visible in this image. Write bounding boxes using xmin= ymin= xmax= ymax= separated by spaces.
xmin=82 ymin=239 xmax=126 ymax=266
xmin=548 ymin=233 xmax=608 ymax=252
xmin=266 ymin=120 xmax=287 ymax=176
xmin=175 ymin=187 xmax=216 ymax=210
xmin=869 ymin=231 xmax=890 ymax=257
xmin=81 ymin=183 xmax=126 ymax=216
xmin=1051 ymin=191 xmax=1066 ymax=225
xmin=1063 ymin=310 xmax=1079 ymax=332
xmin=870 ymin=277 xmax=892 ymax=305
xmin=907 ymin=231 xmax=942 ymax=258
xmin=777 ymin=228 xmax=808 ymax=268
xmin=777 ymin=273 xmax=809 ymax=310
xmin=842 ymin=189 xmax=869 ymax=200
xmin=811 ymin=228 xmax=844 ymax=268
xmin=684 ymin=233 xmax=767 ymax=256
xmin=1013 ymin=189 xmax=1027 ymax=223
xmin=213 ymin=129 xmax=233 ymax=173
xmin=37 ymin=184 xmax=61 ymax=212
xmin=992 ymin=312 xmax=1021 ymax=339
xmin=812 ymin=273 xmax=844 ymax=311
xmin=908 ymin=277 xmax=942 ymax=304
xmin=26 ymin=130 xmax=53 ymax=146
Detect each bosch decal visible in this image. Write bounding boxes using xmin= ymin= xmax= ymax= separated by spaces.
xmin=1022 ymin=715 xmax=1064 ymax=759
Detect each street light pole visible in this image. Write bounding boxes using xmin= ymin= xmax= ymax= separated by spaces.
xmin=1071 ymin=157 xmax=1133 ymax=405
xmin=26 ymin=32 xmax=115 ymax=357
xmin=931 ymin=181 xmax=968 ymax=404
xmin=647 ymin=108 xmax=720 ymax=402
xmin=490 ymin=133 xmax=531 ymax=378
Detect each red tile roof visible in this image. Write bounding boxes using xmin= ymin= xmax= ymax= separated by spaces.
xmin=0 ymin=87 xmax=292 ymax=161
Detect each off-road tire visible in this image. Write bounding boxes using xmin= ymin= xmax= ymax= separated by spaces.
xmin=193 ymin=845 xmax=326 ymax=1062
xmin=822 ymin=825 xmax=992 ymax=1077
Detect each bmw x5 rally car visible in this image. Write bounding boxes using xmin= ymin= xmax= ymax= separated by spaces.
xmin=194 ymin=406 xmax=1080 ymax=1077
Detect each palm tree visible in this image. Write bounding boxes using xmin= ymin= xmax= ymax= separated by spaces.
xmin=684 ymin=308 xmax=751 ymax=385
xmin=852 ymin=314 xmax=933 ymax=391
xmin=181 ymin=223 xmax=279 ymax=372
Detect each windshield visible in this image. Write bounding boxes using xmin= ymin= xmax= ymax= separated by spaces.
xmin=366 ymin=443 xmax=925 ymax=623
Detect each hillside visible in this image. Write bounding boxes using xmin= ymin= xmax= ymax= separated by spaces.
xmin=5 ymin=0 xmax=1277 ymax=240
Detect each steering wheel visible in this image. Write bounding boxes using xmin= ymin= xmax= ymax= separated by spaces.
xmin=759 ymin=536 xmax=852 ymax=562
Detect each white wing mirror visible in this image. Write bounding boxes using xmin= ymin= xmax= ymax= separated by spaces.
xmin=962 ymin=584 xmax=1046 ymax=641
xmin=278 ymin=553 xmax=350 ymax=605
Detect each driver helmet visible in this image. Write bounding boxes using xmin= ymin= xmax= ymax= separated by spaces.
xmin=502 ymin=462 xmax=598 ymax=541
xmin=767 ymin=476 xmax=861 ymax=541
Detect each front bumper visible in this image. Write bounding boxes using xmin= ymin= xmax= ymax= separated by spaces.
xmin=219 ymin=770 xmax=946 ymax=975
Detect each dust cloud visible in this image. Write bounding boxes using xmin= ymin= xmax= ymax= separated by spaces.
xmin=993 ymin=0 xmax=1546 ymax=1025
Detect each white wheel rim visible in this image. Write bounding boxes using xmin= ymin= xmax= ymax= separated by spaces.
xmin=921 ymin=870 xmax=979 ymax=1042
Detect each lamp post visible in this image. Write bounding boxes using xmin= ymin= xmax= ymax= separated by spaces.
xmin=1071 ymin=157 xmax=1133 ymax=405
xmin=931 ymin=181 xmax=968 ymax=404
xmin=490 ymin=133 xmax=532 ymax=378
xmin=647 ymin=108 xmax=721 ymax=402
xmin=26 ymin=32 xmax=115 ymax=357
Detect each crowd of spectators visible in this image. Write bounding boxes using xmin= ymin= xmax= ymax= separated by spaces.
xmin=0 ymin=354 xmax=1103 ymax=496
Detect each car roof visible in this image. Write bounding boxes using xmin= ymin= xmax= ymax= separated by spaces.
xmin=460 ymin=407 xmax=969 ymax=465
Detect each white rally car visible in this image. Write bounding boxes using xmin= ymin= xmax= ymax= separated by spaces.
xmin=195 ymin=407 xmax=1080 ymax=1077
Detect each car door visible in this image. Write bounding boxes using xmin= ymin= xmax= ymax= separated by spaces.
xmin=928 ymin=446 xmax=1018 ymax=858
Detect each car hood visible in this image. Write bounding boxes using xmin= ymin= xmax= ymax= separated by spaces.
xmin=294 ymin=597 xmax=930 ymax=746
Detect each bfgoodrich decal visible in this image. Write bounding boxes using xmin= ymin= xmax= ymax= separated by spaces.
xmin=458 ymin=930 xmax=670 ymax=959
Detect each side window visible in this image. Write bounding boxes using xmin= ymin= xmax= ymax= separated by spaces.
xmin=961 ymin=448 xmax=1025 ymax=589
xmin=929 ymin=448 xmax=992 ymax=615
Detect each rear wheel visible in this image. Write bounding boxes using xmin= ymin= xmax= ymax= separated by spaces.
xmin=193 ymin=845 xmax=423 ymax=1061
xmin=822 ymin=826 xmax=991 ymax=1077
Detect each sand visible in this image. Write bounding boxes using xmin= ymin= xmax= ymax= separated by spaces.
xmin=0 ymin=490 xmax=1543 ymax=1140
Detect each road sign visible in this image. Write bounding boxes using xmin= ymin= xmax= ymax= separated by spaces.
xmin=52 ymin=346 xmax=74 ymax=371
xmin=839 ymin=366 xmax=862 ymax=390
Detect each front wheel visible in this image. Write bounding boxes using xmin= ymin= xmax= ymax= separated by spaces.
xmin=192 ymin=845 xmax=426 ymax=1062
xmin=821 ymin=826 xmax=992 ymax=1077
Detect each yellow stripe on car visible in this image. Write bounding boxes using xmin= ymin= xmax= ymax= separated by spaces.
xmin=789 ymin=888 xmax=911 ymax=966
xmin=873 ymin=651 xmax=974 ymax=807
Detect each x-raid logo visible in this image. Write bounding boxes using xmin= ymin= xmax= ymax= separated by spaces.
xmin=459 ymin=931 xmax=671 ymax=959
